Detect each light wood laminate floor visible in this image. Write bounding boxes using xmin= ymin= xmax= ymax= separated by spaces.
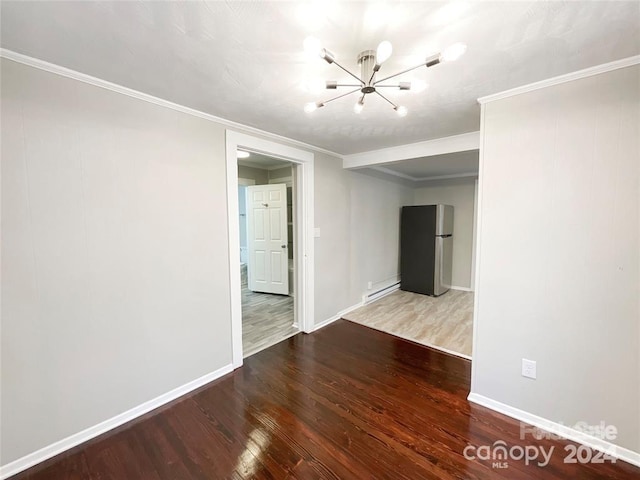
xmin=342 ymin=289 xmax=473 ymax=358
xmin=242 ymin=284 xmax=297 ymax=358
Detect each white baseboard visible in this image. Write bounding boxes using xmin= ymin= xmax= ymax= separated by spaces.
xmin=313 ymin=315 xmax=341 ymax=331
xmin=467 ymin=393 xmax=640 ymax=469
xmin=450 ymin=285 xmax=473 ymax=292
xmin=0 ymin=363 xmax=234 ymax=479
xmin=313 ymin=302 xmax=364 ymax=332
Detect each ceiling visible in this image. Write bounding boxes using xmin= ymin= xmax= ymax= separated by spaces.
xmin=1 ymin=1 xmax=638 ymax=155
xmin=238 ymin=152 xmax=291 ymax=170
xmin=372 ymin=150 xmax=479 ymax=182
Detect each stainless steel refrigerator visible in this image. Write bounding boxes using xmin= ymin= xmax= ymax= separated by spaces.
xmin=400 ymin=204 xmax=454 ymax=296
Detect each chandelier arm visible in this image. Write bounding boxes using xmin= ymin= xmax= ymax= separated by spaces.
xmin=367 ymin=69 xmax=377 ymax=86
xmin=374 ymin=90 xmax=399 ymax=109
xmin=373 ymin=63 xmax=424 ymax=85
xmin=375 ymin=84 xmax=403 ymax=88
xmin=322 ymin=87 xmax=362 ymax=105
xmin=334 ymin=84 xmax=363 ymax=88
xmin=332 ymin=60 xmax=365 ymax=85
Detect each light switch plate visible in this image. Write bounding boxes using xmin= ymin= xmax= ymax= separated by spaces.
xmin=522 ymin=359 xmax=537 ymax=379
xmin=314 ymin=228 xmax=321 ymax=238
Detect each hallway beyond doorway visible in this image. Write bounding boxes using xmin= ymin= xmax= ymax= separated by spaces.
xmin=241 ymin=263 xmax=297 ymax=357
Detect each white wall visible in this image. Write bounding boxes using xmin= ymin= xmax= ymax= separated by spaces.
xmin=237 ymin=164 xmax=268 ymax=184
xmin=413 ymin=178 xmax=476 ymax=289
xmin=269 ymin=166 xmax=292 ymax=180
xmin=313 ymin=157 xmax=414 ymax=319
xmin=473 ymin=65 xmax=640 ymax=452
xmin=1 ymin=58 xmax=413 ymax=467
xmin=313 ymin=154 xmax=353 ymax=321
xmin=349 ymin=171 xmax=414 ymax=296
xmin=1 ymin=59 xmax=232 ymax=463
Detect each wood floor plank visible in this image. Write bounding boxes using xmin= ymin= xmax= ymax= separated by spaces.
xmin=20 ymin=452 xmax=92 ymax=480
xmin=82 ymin=431 xmax=162 ymax=480
xmin=11 ymin=320 xmax=640 ymax=480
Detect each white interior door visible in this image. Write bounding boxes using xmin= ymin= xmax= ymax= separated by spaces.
xmin=246 ymin=184 xmax=289 ymax=295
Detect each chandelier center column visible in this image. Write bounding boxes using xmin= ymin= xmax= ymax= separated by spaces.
xmin=358 ymin=50 xmax=377 ymax=88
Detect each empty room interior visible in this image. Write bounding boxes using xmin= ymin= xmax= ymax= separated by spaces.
xmin=1 ymin=1 xmax=639 ymax=479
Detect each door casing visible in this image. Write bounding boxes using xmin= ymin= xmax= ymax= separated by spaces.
xmin=225 ymin=131 xmax=314 ymax=369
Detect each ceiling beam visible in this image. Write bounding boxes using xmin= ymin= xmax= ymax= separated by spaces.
xmin=342 ymin=131 xmax=480 ymax=169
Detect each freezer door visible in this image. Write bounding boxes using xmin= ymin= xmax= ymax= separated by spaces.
xmin=433 ymin=235 xmax=453 ymax=296
xmin=436 ymin=204 xmax=454 ymax=236
xmin=400 ymin=205 xmax=437 ymax=295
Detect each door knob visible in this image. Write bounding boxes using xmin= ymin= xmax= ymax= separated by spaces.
xmin=262 ymin=203 xmax=269 ymax=207
xmin=281 ymin=245 xmax=286 ymax=248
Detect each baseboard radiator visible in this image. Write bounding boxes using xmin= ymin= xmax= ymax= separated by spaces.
xmin=364 ymin=282 xmax=400 ymax=304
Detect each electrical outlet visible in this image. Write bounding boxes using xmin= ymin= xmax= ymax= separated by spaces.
xmin=367 ymin=281 xmax=373 ymax=290
xmin=522 ymin=359 xmax=537 ymax=379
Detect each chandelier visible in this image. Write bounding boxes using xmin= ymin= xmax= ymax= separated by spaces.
xmin=303 ymin=37 xmax=466 ymax=116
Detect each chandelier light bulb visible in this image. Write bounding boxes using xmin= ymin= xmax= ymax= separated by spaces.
xmin=440 ymin=42 xmax=467 ymax=62
xmin=354 ymin=98 xmax=364 ymax=114
xmin=237 ymin=150 xmax=250 ymax=159
xmin=320 ymin=48 xmax=336 ymax=64
xmin=395 ymin=105 xmax=408 ymax=117
xmin=303 ymin=36 xmax=323 ymax=58
xmin=376 ymin=40 xmax=393 ymax=64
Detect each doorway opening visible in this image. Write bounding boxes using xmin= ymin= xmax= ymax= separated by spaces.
xmin=226 ymin=131 xmax=314 ymax=369
xmin=340 ymin=151 xmax=479 ymax=360
xmin=237 ymin=155 xmax=298 ymax=358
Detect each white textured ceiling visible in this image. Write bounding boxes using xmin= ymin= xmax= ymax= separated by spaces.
xmin=2 ymin=1 xmax=639 ymax=154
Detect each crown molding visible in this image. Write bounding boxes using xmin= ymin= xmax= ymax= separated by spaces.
xmin=415 ymin=172 xmax=478 ymax=182
xmin=370 ymin=166 xmax=417 ymax=181
xmin=0 ymin=48 xmax=342 ymax=159
xmin=478 ymin=55 xmax=640 ymax=105
xmin=343 ymin=131 xmax=480 ymax=169
xmin=371 ymin=166 xmax=478 ymax=183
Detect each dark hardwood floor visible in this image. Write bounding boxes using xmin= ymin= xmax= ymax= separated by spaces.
xmin=12 ymin=320 xmax=640 ymax=479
